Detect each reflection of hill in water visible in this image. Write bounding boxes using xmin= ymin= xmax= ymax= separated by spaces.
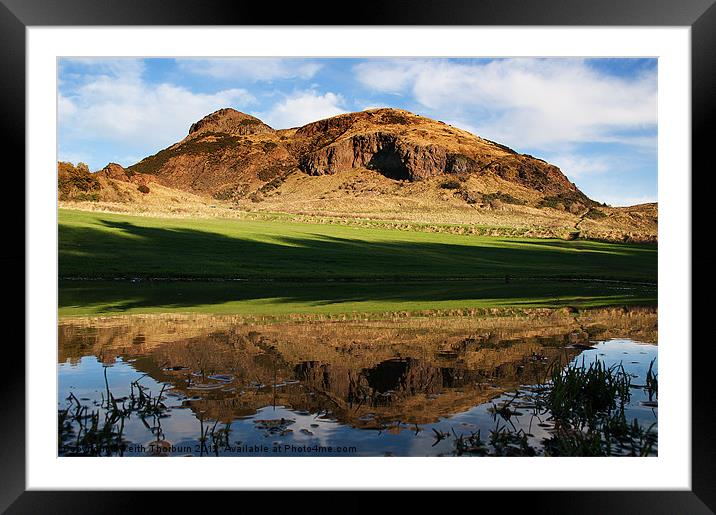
xmin=58 ymin=306 xmax=657 ymax=428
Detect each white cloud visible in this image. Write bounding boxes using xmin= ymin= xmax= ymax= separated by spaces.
xmin=177 ymin=58 xmax=322 ymax=82
xmin=59 ymin=66 xmax=255 ymax=150
xmin=543 ymin=154 xmax=610 ymax=180
xmin=58 ymin=95 xmax=77 ymax=118
xmin=261 ymin=91 xmax=346 ymax=129
xmin=354 ymin=59 xmax=657 ymax=150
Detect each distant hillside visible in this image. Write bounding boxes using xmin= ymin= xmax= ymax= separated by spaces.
xmin=58 ymin=108 xmax=657 ymax=243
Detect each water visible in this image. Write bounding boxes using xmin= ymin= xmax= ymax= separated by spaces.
xmin=57 ymin=307 xmax=657 ymax=457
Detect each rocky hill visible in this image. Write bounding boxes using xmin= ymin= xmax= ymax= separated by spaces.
xmin=59 ymin=108 xmax=657 ymax=242
xmin=128 ymin=107 xmax=593 ymax=210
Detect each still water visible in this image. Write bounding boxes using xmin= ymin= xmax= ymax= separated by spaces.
xmin=58 ymin=307 xmax=657 ymax=457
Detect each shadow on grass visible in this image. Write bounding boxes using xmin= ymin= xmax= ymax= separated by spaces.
xmin=58 ymin=218 xmax=657 ymax=315
xmin=60 ymin=219 xmax=657 ymax=283
xmin=58 ymin=278 xmax=658 ymax=315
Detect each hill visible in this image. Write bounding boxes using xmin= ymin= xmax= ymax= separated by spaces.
xmin=128 ymin=107 xmax=590 ymax=206
xmin=58 ymin=108 xmax=657 ymax=242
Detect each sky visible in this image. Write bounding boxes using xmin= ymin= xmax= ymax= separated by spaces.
xmin=58 ymin=57 xmax=657 ymax=206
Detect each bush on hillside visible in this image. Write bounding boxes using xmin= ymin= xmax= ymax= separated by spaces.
xmin=440 ymin=180 xmax=461 ymax=190
xmin=538 ymin=191 xmax=593 ymax=212
xmin=584 ymin=208 xmax=608 ymax=220
xmin=57 ymin=161 xmax=101 ymax=200
xmin=482 ymin=191 xmax=526 ymax=206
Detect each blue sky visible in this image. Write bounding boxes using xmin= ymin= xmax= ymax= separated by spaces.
xmin=58 ymin=57 xmax=657 ymax=206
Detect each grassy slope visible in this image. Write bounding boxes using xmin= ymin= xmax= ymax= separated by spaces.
xmin=59 ymin=209 xmax=656 ymax=282
xmin=58 ymin=209 xmax=656 ymax=316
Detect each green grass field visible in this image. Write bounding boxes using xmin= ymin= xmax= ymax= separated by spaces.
xmin=58 ymin=279 xmax=656 ymax=317
xmin=58 ymin=209 xmax=657 ymax=316
xmin=59 ymin=209 xmax=656 ymax=281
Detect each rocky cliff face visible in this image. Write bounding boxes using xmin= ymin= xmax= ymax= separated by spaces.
xmin=123 ymin=107 xmax=594 ymax=208
xmin=299 ymin=132 xmax=465 ymax=181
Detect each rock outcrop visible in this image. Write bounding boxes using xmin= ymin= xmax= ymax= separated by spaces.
xmin=299 ymin=132 xmax=469 ymax=180
xmin=97 ymin=162 xmax=134 ymax=180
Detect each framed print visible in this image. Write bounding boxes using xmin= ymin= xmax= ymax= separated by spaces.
xmin=5 ymin=0 xmax=713 ymax=511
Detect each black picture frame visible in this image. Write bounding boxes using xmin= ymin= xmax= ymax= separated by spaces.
xmin=5 ymin=0 xmax=711 ymax=512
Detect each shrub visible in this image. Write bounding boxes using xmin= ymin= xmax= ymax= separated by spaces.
xmin=213 ymin=184 xmax=250 ymax=202
xmin=380 ymin=113 xmax=411 ymax=125
xmin=213 ymin=187 xmax=236 ymax=201
xmin=440 ymin=180 xmax=461 ymax=190
xmin=569 ymin=203 xmax=584 ymax=214
xmin=57 ymin=161 xmax=101 ymax=199
xmin=457 ymin=189 xmax=478 ymax=204
xmin=257 ymin=164 xmax=285 ymax=181
xmin=483 ymin=138 xmax=517 ymax=154
xmin=259 ymin=171 xmax=291 ymax=194
xmin=584 ymin=208 xmax=608 ymax=220
xmin=74 ymin=192 xmax=100 ymax=202
xmin=538 ymin=192 xmax=594 ymax=211
xmin=482 ymin=192 xmax=526 ymax=206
